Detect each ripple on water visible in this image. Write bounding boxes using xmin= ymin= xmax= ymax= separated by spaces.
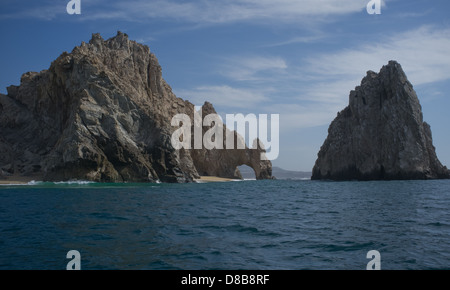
xmin=0 ymin=179 xmax=449 ymax=269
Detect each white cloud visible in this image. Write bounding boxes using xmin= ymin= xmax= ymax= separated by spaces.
xmin=288 ymin=25 xmax=450 ymax=120
xmin=175 ymin=85 xmax=270 ymax=109
xmin=0 ymin=0 xmax=383 ymax=26
xmin=299 ymin=79 xmax=359 ymax=105
xmin=306 ymin=26 xmax=450 ymax=87
xmin=263 ymin=103 xmax=342 ymax=130
xmin=265 ymin=34 xmax=327 ymax=47
xmin=220 ymin=56 xmax=288 ymax=81
xmin=177 ymin=86 xmax=342 ymax=129
xmin=189 ymin=26 xmax=450 ymax=129
xmin=91 ymin=0 xmax=370 ymax=23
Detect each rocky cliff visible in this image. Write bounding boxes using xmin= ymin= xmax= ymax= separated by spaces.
xmin=190 ymin=102 xmax=273 ymax=180
xmin=312 ymin=61 xmax=450 ymax=181
xmin=0 ymin=32 xmax=272 ymax=183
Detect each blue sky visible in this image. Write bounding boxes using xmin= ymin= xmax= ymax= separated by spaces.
xmin=1 ymin=0 xmax=450 ymax=171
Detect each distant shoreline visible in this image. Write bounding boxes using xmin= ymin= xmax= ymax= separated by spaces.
xmin=0 ymin=175 xmax=238 ymax=185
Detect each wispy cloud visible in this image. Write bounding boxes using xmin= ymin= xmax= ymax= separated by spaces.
xmin=105 ymin=0 xmax=371 ymax=24
xmin=395 ymin=8 xmax=433 ymax=18
xmin=305 ymin=25 xmax=450 ymax=87
xmin=283 ymin=25 xmax=450 ymax=126
xmin=262 ymin=103 xmax=342 ymax=130
xmin=265 ymin=34 xmax=327 ymax=47
xmin=181 ymin=25 xmax=450 ymax=129
xmin=1 ymin=0 xmax=372 ymax=23
xmin=0 ymin=1 xmax=64 ymax=20
xmin=134 ymin=36 xmax=157 ymax=45
xmin=219 ymin=56 xmax=288 ymax=81
xmin=176 ymin=85 xmax=270 ymax=109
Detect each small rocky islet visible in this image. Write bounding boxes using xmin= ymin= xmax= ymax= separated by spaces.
xmin=312 ymin=61 xmax=450 ymax=181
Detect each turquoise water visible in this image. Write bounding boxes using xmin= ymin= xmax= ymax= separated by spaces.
xmin=1 ymin=179 xmax=449 ymax=270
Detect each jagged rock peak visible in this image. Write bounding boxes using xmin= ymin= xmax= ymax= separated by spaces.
xmin=312 ymin=61 xmax=450 ymax=181
xmin=89 ymin=31 xmax=128 ymax=45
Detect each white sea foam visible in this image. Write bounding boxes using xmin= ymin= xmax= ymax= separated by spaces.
xmin=0 ymin=180 xmax=43 ymax=186
xmin=0 ymin=180 xmax=97 ymax=186
xmin=53 ymin=180 xmax=96 ymax=185
xmin=28 ymin=180 xmax=43 ymax=185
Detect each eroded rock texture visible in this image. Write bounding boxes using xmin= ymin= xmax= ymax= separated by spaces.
xmin=312 ymin=61 xmax=449 ymax=181
xmin=0 ymin=32 xmax=272 ymax=182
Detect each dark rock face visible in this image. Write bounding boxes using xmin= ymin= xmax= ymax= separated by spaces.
xmin=0 ymin=32 xmax=272 ymax=182
xmin=190 ymin=102 xmax=273 ymax=180
xmin=312 ymin=61 xmax=450 ymax=181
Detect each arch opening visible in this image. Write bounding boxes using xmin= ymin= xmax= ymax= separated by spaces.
xmin=237 ymin=165 xmax=256 ymax=180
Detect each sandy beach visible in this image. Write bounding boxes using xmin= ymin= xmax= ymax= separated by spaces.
xmin=0 ymin=180 xmax=30 ymax=185
xmin=1 ymin=175 xmax=237 ymax=184
xmin=195 ymin=176 xmax=239 ymax=183
xmin=0 ymin=174 xmax=43 ymax=185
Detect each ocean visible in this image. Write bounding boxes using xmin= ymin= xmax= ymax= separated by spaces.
xmin=1 ymin=179 xmax=449 ymax=270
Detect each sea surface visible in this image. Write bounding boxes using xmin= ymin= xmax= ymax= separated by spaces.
xmin=1 ymin=179 xmax=449 ymax=270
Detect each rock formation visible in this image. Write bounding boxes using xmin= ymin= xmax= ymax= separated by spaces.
xmin=0 ymin=32 xmax=272 ymax=183
xmin=312 ymin=61 xmax=450 ymax=181
xmin=190 ymin=102 xmax=273 ymax=180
